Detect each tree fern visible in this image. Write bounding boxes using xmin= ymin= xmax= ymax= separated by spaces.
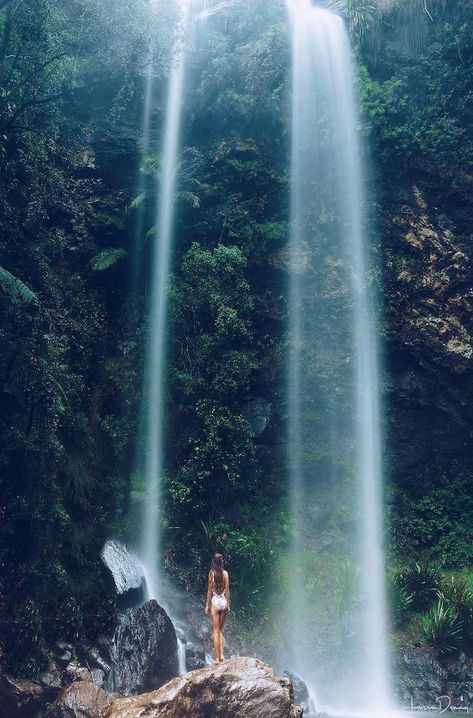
xmin=0 ymin=265 xmax=38 ymax=305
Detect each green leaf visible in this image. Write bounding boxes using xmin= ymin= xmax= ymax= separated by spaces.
xmin=179 ymin=190 xmax=201 ymax=208
xmin=143 ymin=154 xmax=161 ymax=177
xmin=130 ymin=191 xmax=147 ymax=210
xmin=0 ymin=266 xmax=38 ymax=305
xmin=90 ymin=249 xmax=127 ymax=272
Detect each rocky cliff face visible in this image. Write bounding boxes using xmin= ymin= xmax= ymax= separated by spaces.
xmin=384 ymin=182 xmax=473 ymax=468
xmin=387 ymin=185 xmax=473 ymax=374
xmin=381 ymin=176 xmax=473 ymax=561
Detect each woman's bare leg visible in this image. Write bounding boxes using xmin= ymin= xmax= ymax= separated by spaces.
xmin=211 ymin=606 xmax=221 ymax=663
xmin=218 ymin=609 xmax=227 ymax=661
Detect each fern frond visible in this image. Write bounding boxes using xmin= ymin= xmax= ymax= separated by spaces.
xmin=142 ymin=154 xmax=161 ymax=177
xmin=179 ymin=191 xmax=201 ymax=209
xmin=130 ymin=191 xmax=147 ymax=210
xmin=0 ymin=266 xmax=38 ymax=305
xmin=90 ymin=248 xmax=127 ymax=272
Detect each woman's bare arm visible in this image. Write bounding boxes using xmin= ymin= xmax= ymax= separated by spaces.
xmin=205 ymin=570 xmax=212 ymax=613
xmin=225 ymin=571 xmax=231 ymax=611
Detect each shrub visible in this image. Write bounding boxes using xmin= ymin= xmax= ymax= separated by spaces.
xmin=388 ymin=573 xmax=414 ymax=629
xmin=420 ymin=600 xmax=463 ymax=656
xmin=398 ymin=563 xmax=440 ymax=611
xmin=438 ymin=575 xmax=473 ymax=652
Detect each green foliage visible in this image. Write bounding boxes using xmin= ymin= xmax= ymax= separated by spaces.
xmin=389 ymin=573 xmax=414 ymax=629
xmin=90 ymin=248 xmax=127 ymax=271
xmin=0 ymin=0 xmax=173 ymax=674
xmin=438 ymin=575 xmax=473 ymax=651
xmin=397 ymin=563 xmax=440 ymax=611
xmin=0 ymin=266 xmax=39 ymax=305
xmin=420 ymin=600 xmax=463 ymax=656
xmin=360 ymin=3 xmax=473 ymax=172
xmin=391 ymin=473 xmax=473 ymax=566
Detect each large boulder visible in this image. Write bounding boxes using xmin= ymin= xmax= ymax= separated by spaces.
xmin=101 ymin=657 xmax=302 ymax=718
xmin=51 ymin=681 xmax=113 ymax=718
xmin=108 ymin=600 xmax=179 ymax=695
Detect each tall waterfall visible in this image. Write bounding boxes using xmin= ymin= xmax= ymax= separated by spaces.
xmin=140 ymin=0 xmax=191 ymax=602
xmin=285 ymin=1 xmax=392 ymax=713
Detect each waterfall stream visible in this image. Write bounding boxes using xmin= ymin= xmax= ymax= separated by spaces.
xmin=285 ymin=1 xmax=393 ymax=713
xmin=140 ymin=0 xmax=191 ymax=603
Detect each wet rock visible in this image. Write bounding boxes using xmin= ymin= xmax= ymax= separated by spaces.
xmin=65 ymin=662 xmax=93 ymax=684
xmin=91 ymin=668 xmax=106 ymax=687
xmin=102 ymin=657 xmax=303 ymax=718
xmin=55 ymin=642 xmax=75 ymax=668
xmin=445 ymin=652 xmax=473 ymax=682
xmin=77 ymin=644 xmax=111 ymax=675
xmin=402 ymin=648 xmax=446 ymax=689
xmin=108 ymin=599 xmax=179 ymax=695
xmin=395 ymin=648 xmax=473 ymax=710
xmin=283 ymin=671 xmax=312 ymax=713
xmin=185 ymin=641 xmax=206 ymax=671
xmin=51 ymin=681 xmax=113 ymax=718
xmin=118 ymin=581 xmax=146 ymax=611
xmin=40 ymin=662 xmax=63 ymax=692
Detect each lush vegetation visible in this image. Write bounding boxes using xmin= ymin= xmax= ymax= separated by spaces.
xmin=1 ymin=0 xmax=473 ymax=676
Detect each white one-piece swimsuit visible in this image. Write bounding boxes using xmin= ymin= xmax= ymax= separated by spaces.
xmin=211 ymin=592 xmax=227 ymax=611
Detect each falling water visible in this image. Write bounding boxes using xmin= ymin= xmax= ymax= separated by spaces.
xmin=285 ymin=1 xmax=392 ymax=713
xmin=130 ymin=57 xmax=155 ymax=298
xmin=140 ymin=0 xmax=191 ymax=602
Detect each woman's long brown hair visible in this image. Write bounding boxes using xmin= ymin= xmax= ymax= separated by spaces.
xmin=212 ymin=553 xmax=224 ymax=594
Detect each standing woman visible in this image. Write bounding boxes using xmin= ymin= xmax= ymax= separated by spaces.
xmin=204 ymin=553 xmax=230 ymax=663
